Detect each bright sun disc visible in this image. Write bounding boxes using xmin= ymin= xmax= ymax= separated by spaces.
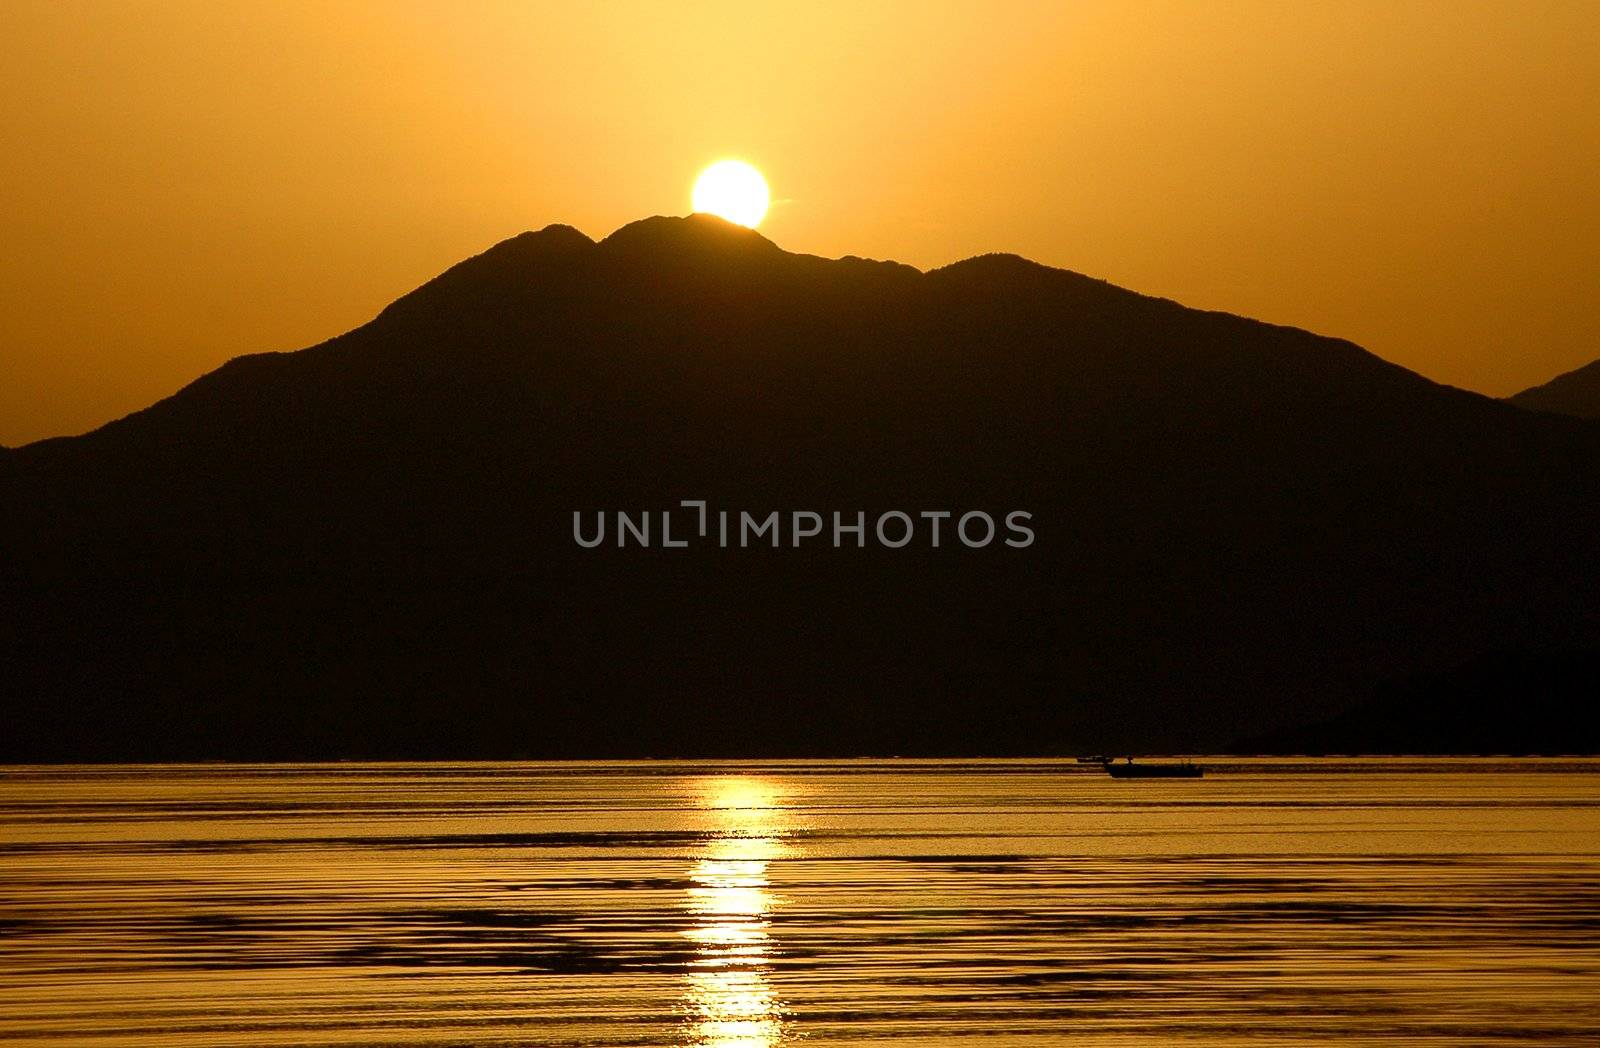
xmin=691 ymin=160 xmax=770 ymax=228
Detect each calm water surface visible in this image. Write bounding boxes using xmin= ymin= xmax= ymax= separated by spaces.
xmin=0 ymin=759 xmax=1597 ymax=1046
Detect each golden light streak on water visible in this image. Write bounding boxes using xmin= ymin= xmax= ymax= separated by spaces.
xmin=684 ymin=777 xmax=788 ymax=1047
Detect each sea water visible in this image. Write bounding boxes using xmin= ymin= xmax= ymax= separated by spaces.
xmin=0 ymin=759 xmax=1596 ymax=1045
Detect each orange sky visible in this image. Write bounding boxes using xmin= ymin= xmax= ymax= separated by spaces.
xmin=3 ymin=0 xmax=1596 ymax=446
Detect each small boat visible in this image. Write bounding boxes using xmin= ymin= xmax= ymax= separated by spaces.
xmin=1102 ymin=757 xmax=1203 ymax=779
xmin=1075 ymin=755 xmax=1110 ymax=764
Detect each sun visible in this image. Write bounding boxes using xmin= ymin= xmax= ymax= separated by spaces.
xmin=691 ymin=160 xmax=770 ymax=228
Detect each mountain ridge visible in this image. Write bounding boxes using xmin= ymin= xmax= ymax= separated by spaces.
xmin=14 ymin=215 xmax=1473 ymax=456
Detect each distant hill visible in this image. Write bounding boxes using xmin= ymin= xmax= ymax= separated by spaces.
xmin=1234 ymin=651 xmax=1600 ymax=755
xmin=1509 ymin=358 xmax=1600 ymax=419
xmin=4 ymin=215 xmax=1600 ymax=760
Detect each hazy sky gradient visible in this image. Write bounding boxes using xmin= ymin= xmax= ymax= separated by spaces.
xmin=3 ymin=0 xmax=1596 ymax=445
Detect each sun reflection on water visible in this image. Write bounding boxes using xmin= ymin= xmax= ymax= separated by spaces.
xmin=682 ymin=777 xmax=790 ymax=1048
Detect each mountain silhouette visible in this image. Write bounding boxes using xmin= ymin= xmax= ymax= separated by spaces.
xmin=1509 ymin=357 xmax=1600 ymax=420
xmin=4 ymin=214 xmax=1600 ymax=760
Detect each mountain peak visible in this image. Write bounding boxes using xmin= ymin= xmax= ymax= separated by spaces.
xmin=599 ymin=213 xmax=781 ymax=261
xmin=931 ymin=251 xmax=1111 ymax=291
xmin=523 ymin=222 xmax=597 ymax=248
xmin=376 ymin=223 xmax=597 ymax=322
xmin=473 ymin=222 xmax=597 ymax=265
